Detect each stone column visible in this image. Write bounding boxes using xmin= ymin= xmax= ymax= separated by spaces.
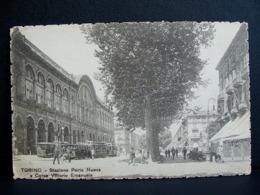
xmin=45 ymin=129 xmax=48 ymax=142
xmin=23 ymin=126 xmax=27 ymax=154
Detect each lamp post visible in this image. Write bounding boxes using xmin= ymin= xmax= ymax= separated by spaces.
xmin=206 ymin=98 xmax=215 ymax=160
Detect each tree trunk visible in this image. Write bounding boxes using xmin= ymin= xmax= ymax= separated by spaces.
xmin=144 ymin=97 xmax=160 ymax=162
xmin=152 ymin=127 xmax=160 ymax=161
xmin=144 ymin=97 xmax=152 ymax=157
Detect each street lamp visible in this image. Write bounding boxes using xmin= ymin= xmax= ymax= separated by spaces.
xmin=206 ymin=98 xmax=215 ymax=160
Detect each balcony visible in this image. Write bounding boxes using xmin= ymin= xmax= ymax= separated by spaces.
xmin=238 ymin=102 xmax=248 ymax=112
xmin=190 ymin=133 xmax=200 ymax=139
xmin=233 ymin=76 xmax=243 ymax=88
xmin=242 ymin=66 xmax=249 ymax=80
xmin=226 ymin=85 xmax=234 ymax=95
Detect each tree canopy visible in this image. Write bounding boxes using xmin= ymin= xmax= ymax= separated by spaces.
xmin=81 ymin=22 xmax=215 ymax=132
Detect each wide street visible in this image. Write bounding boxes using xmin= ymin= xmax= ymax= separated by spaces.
xmin=13 ymin=155 xmax=251 ymax=179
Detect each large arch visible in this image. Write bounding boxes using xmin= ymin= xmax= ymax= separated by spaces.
xmin=27 ymin=116 xmax=36 ymax=154
xmin=72 ymin=130 xmax=76 ymax=144
xmin=77 ymin=75 xmax=97 ymax=102
xmin=64 ymin=126 xmax=70 ymax=143
xmin=77 ymin=130 xmax=80 ymax=142
xmin=14 ymin=116 xmax=25 ymax=154
xmin=37 ymin=119 xmax=46 ymax=142
xmin=81 ymin=131 xmax=84 ymax=142
xmin=47 ymin=122 xmax=55 ymax=142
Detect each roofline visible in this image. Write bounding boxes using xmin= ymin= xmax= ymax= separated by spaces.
xmin=215 ymin=23 xmax=247 ymax=71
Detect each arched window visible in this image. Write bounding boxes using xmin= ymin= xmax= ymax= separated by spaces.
xmin=25 ymin=65 xmax=34 ymax=100
xmin=36 ymin=72 xmax=45 ymax=104
xmin=46 ymin=79 xmax=54 ymax=108
xmin=81 ymin=131 xmax=84 ymax=142
xmin=77 ymin=130 xmax=80 ymax=142
xmin=55 ymin=84 xmax=62 ymax=111
xmin=63 ymin=89 xmax=69 ymax=114
xmin=78 ymin=85 xmax=94 ymax=124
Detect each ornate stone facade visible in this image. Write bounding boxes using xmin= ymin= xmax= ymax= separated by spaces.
xmin=11 ymin=28 xmax=114 ymax=154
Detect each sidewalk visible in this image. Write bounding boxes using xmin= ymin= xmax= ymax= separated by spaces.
xmin=13 ymin=155 xmax=251 ymax=179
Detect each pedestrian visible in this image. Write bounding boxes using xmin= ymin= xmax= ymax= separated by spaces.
xmin=183 ymin=147 xmax=187 ymax=160
xmin=168 ymin=149 xmax=171 ymax=158
xmin=165 ymin=149 xmax=168 ymax=158
xmin=217 ymin=144 xmax=224 ymax=163
xmin=91 ymin=147 xmax=95 ymax=160
xmin=209 ymin=142 xmax=217 ymax=162
xmin=129 ymin=147 xmax=135 ymax=165
xmin=141 ymin=148 xmax=146 ymax=164
xmin=175 ymin=148 xmax=178 ymax=157
xmin=171 ymin=147 xmax=175 ymax=160
xmin=53 ymin=144 xmax=60 ymax=165
xmin=67 ymin=147 xmax=72 ymax=163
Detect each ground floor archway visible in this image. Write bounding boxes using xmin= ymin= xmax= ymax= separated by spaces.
xmin=64 ymin=126 xmax=70 ymax=143
xmin=14 ymin=116 xmax=25 ymax=154
xmin=73 ymin=130 xmax=76 ymax=144
xmin=27 ymin=116 xmax=36 ymax=154
xmin=48 ymin=122 xmax=55 ymax=142
xmin=37 ymin=119 xmax=46 ymax=142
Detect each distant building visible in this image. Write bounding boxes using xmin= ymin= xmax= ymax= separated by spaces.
xmin=210 ymin=24 xmax=250 ymax=161
xmin=171 ymin=111 xmax=219 ymax=151
xmin=114 ymin=127 xmax=141 ymax=154
xmin=170 ymin=119 xmax=188 ymax=148
xmin=12 ymin=28 xmax=114 ymax=155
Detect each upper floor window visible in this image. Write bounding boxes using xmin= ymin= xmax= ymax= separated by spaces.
xmin=55 ymin=84 xmax=62 ymax=111
xmin=63 ymin=89 xmax=69 ymax=114
xmin=46 ymin=79 xmax=54 ymax=108
xmin=25 ymin=65 xmax=34 ymax=100
xmin=36 ymin=72 xmax=45 ymax=104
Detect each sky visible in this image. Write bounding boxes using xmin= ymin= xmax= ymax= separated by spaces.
xmin=18 ymin=22 xmax=241 ymax=136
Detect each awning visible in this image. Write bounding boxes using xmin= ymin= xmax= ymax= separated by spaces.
xmin=210 ymin=112 xmax=250 ymax=142
xmin=210 ymin=117 xmax=239 ymax=142
xmin=222 ymin=121 xmax=251 ymax=141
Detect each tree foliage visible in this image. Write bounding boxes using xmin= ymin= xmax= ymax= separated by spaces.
xmin=159 ymin=129 xmax=172 ymax=149
xmin=81 ymin=22 xmax=215 ymax=132
xmin=207 ymin=120 xmax=222 ymax=139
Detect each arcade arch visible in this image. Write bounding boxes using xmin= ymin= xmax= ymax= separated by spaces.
xmin=27 ymin=116 xmax=36 ymax=154
xmin=47 ymin=122 xmax=55 ymax=142
xmin=14 ymin=116 xmax=25 ymax=154
xmin=64 ymin=126 xmax=70 ymax=143
xmin=37 ymin=119 xmax=46 ymax=142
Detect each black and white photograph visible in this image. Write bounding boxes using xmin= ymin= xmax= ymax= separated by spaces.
xmin=11 ymin=22 xmax=250 ymax=179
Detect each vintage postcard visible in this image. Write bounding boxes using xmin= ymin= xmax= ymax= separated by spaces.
xmin=11 ymin=22 xmax=251 ymax=179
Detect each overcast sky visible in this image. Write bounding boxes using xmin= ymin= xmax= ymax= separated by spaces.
xmin=18 ymin=22 xmax=241 ymax=135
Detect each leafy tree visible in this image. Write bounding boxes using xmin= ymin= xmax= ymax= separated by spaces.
xmin=207 ymin=120 xmax=222 ymax=139
xmin=81 ymin=22 xmax=215 ymax=161
xmin=159 ymin=129 xmax=172 ymax=149
xmin=139 ymin=134 xmax=147 ymax=149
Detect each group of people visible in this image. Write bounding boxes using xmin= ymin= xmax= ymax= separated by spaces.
xmin=165 ymin=147 xmax=179 ymax=160
xmin=53 ymin=144 xmax=96 ymax=165
xmin=209 ymin=143 xmax=224 ymax=163
xmin=164 ymin=147 xmax=188 ymax=160
xmin=128 ymin=147 xmax=148 ymax=166
xmin=53 ymin=144 xmax=72 ymax=165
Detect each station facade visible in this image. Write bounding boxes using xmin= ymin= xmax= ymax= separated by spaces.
xmin=11 ymin=29 xmax=114 ymax=154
